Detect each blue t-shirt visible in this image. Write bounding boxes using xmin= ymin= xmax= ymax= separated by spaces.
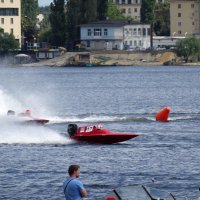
xmin=63 ymin=178 xmax=85 ymax=200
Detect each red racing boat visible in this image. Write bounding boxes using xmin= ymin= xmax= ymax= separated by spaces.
xmin=24 ymin=118 xmax=49 ymax=124
xmin=7 ymin=109 xmax=49 ymax=125
xmin=67 ymin=124 xmax=139 ymax=144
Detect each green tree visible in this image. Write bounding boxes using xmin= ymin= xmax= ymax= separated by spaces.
xmin=141 ymin=0 xmax=156 ymax=47
xmin=38 ymin=28 xmax=53 ymax=44
xmin=176 ymin=37 xmax=200 ymax=62
xmin=141 ymin=0 xmax=156 ymax=24
xmin=0 ymin=28 xmax=19 ymax=53
xmin=80 ymin=0 xmax=97 ymax=24
xmin=49 ymin=0 xmax=67 ymax=47
xmin=154 ymin=2 xmax=170 ymax=36
xmin=66 ymin=0 xmax=82 ymax=49
xmin=97 ymin=0 xmax=108 ymax=20
xmin=107 ymin=0 xmax=125 ymax=20
xmin=38 ymin=6 xmax=51 ymax=30
xmin=21 ymin=0 xmax=39 ymax=43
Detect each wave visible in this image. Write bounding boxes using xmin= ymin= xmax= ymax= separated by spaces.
xmin=0 ymin=116 xmax=73 ymax=144
xmin=47 ymin=112 xmax=200 ymax=124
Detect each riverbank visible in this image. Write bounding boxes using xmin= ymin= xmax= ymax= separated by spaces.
xmin=21 ymin=50 xmax=200 ymax=67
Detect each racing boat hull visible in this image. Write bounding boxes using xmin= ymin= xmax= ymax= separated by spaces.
xmin=25 ymin=118 xmax=49 ymax=124
xmin=68 ymin=124 xmax=139 ymax=144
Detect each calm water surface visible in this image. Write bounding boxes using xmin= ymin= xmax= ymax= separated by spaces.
xmin=0 ymin=65 xmax=200 ymax=200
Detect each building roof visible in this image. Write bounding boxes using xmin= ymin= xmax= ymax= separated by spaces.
xmin=80 ymin=20 xmax=149 ymax=27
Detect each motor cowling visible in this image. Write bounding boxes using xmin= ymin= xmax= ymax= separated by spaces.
xmin=7 ymin=110 xmax=15 ymax=116
xmin=67 ymin=124 xmax=78 ymax=137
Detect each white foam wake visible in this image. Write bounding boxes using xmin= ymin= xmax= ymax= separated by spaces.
xmin=0 ymin=117 xmax=73 ymax=144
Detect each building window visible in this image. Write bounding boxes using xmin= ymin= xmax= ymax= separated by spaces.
xmin=10 ymin=0 xmax=13 ymax=3
xmin=178 ymin=4 xmax=181 ymax=9
xmin=87 ymin=29 xmax=91 ymax=36
xmin=143 ymin=28 xmax=146 ymax=36
xmin=134 ymin=41 xmax=137 ymax=46
xmin=1 ymin=18 xmax=4 ymax=24
xmin=139 ymin=40 xmax=142 ymax=46
xmin=94 ymin=28 xmax=101 ymax=36
xmin=129 ymin=28 xmax=132 ymax=36
xmin=178 ymin=13 xmax=181 ymax=17
xmin=0 ymin=8 xmax=19 ymax=16
xmin=134 ymin=8 xmax=137 ymax=13
xmin=128 ymin=0 xmax=131 ymax=4
xmin=138 ymin=28 xmax=141 ymax=35
xmin=122 ymin=0 xmax=126 ymax=4
xmin=128 ymin=8 xmax=131 ymax=14
xmin=178 ymin=22 xmax=181 ymax=26
xmin=87 ymin=41 xmax=90 ymax=47
xmin=1 ymin=0 xmax=4 ymax=3
xmin=10 ymin=28 xmax=14 ymax=34
xmin=104 ymin=28 xmax=108 ymax=36
xmin=191 ymin=4 xmax=194 ymax=8
xmin=129 ymin=41 xmax=132 ymax=46
xmin=10 ymin=18 xmax=13 ymax=24
xmin=133 ymin=28 xmax=137 ymax=35
xmin=178 ymin=30 xmax=182 ymax=35
xmin=192 ymin=22 xmax=195 ymax=26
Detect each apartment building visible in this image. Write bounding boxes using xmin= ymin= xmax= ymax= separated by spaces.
xmin=170 ymin=0 xmax=200 ymax=36
xmin=112 ymin=0 xmax=141 ymax=21
xmin=0 ymin=0 xmax=21 ymax=46
xmin=112 ymin=0 xmax=169 ymax=22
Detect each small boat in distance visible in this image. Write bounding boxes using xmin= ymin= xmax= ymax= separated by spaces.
xmin=7 ymin=109 xmax=49 ymax=124
xmin=67 ymin=124 xmax=139 ymax=144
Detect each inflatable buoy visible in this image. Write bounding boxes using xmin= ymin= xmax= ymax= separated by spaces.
xmin=155 ymin=107 xmax=171 ymax=122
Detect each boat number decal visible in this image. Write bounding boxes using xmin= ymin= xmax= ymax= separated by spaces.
xmin=86 ymin=126 xmax=93 ymax=132
xmin=80 ymin=127 xmax=85 ymax=133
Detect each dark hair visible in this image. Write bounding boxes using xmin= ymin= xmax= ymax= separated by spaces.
xmin=68 ymin=165 xmax=80 ymax=176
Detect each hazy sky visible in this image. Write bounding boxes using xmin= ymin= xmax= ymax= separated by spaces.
xmin=38 ymin=0 xmax=53 ymax=7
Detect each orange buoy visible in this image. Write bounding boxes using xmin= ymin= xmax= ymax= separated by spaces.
xmin=155 ymin=107 xmax=171 ymax=122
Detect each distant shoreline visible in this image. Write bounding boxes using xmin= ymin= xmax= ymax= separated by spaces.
xmin=17 ymin=51 xmax=200 ymax=67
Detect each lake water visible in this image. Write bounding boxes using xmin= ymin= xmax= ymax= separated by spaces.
xmin=0 ymin=65 xmax=200 ymax=200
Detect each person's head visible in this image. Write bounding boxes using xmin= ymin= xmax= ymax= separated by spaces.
xmin=68 ymin=165 xmax=80 ymax=178
xmin=25 ymin=109 xmax=31 ymax=116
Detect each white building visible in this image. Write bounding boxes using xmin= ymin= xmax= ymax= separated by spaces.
xmin=80 ymin=20 xmax=151 ymax=51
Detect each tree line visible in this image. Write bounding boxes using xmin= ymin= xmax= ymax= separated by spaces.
xmin=1 ymin=0 xmax=200 ymax=62
xmin=1 ymin=0 xmax=169 ymax=52
xmin=35 ymin=0 xmax=171 ymax=49
xmin=39 ymin=0 xmax=125 ymax=49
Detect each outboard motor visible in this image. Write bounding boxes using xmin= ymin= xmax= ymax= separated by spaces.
xmin=67 ymin=124 xmax=78 ymax=137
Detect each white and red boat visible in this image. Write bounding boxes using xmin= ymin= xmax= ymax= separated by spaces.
xmin=7 ymin=109 xmax=49 ymax=124
xmin=67 ymin=124 xmax=139 ymax=144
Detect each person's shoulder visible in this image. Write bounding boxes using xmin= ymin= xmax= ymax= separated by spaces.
xmin=71 ymin=178 xmax=82 ymax=185
xmin=63 ymin=177 xmax=70 ymax=183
